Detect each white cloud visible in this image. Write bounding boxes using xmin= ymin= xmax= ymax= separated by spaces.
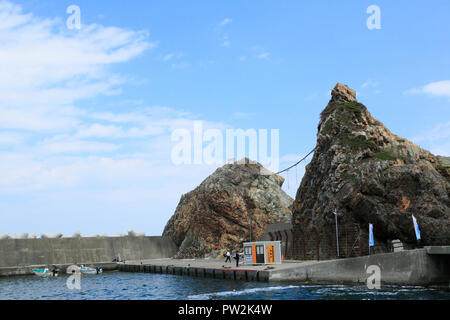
xmin=162 ymin=52 xmax=183 ymax=62
xmin=232 ymin=112 xmax=254 ymax=119
xmin=222 ymin=34 xmax=231 ymax=47
xmin=411 ymin=122 xmax=450 ymax=156
xmin=412 ymin=122 xmax=450 ymax=143
xmin=219 ymin=18 xmax=232 ymax=27
xmin=0 ymin=132 xmax=26 ymax=145
xmin=0 ymin=1 xmax=153 ymax=115
xmin=361 ymin=80 xmax=379 ymax=89
xmin=0 ymin=1 xmax=229 ymax=236
xmin=40 ymin=137 xmax=121 ymax=154
xmin=75 ymin=123 xmax=164 ymax=139
xmin=256 ymin=52 xmax=271 ymax=60
xmin=406 ymin=80 xmax=450 ymax=98
xmin=171 ymin=62 xmax=191 ymax=70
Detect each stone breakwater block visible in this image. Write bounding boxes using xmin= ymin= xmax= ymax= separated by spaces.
xmin=258 ymin=271 xmax=270 ymax=282
xmin=197 ymin=268 xmax=206 ymax=277
xmin=224 ymin=270 xmax=235 ymax=280
xmin=174 ymin=266 xmax=183 ymax=275
xmin=193 ymin=268 xmax=199 ymax=277
xmin=235 ymin=270 xmax=247 ymax=281
xmin=204 ymin=268 xmax=215 ymax=278
xmin=246 ymin=270 xmax=258 ymax=281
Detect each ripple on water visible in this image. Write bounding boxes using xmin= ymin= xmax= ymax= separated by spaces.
xmin=0 ymin=272 xmax=448 ymax=300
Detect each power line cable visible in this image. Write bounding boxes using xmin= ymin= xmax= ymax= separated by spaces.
xmin=275 ymin=147 xmax=316 ymax=175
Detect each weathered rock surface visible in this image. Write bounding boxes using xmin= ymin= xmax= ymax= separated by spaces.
xmin=293 ymin=83 xmax=450 ymax=257
xmin=163 ymin=159 xmax=293 ymax=258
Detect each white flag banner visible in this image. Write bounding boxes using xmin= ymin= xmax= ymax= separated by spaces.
xmin=412 ymin=215 xmax=421 ymax=240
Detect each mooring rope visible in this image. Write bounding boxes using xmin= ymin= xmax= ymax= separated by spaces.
xmin=275 ymin=147 xmax=316 ymax=175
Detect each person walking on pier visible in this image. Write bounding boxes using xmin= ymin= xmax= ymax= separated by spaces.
xmin=225 ymin=250 xmax=231 ymax=263
xmin=234 ymin=251 xmax=240 ymax=267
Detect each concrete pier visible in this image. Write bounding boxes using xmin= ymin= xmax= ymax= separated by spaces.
xmin=118 ymin=247 xmax=450 ymax=286
xmin=117 ymin=258 xmax=310 ymax=282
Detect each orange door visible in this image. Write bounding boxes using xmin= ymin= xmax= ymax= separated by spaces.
xmin=252 ymin=244 xmax=257 ymax=264
xmin=267 ymin=245 xmax=275 ymax=263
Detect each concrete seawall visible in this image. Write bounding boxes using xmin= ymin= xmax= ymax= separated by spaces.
xmin=270 ymin=248 xmax=450 ymax=286
xmin=0 ymin=236 xmax=177 ymax=276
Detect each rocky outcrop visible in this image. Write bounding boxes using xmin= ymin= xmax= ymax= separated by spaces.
xmin=293 ymin=83 xmax=450 ymax=258
xmin=163 ymin=159 xmax=293 ymax=258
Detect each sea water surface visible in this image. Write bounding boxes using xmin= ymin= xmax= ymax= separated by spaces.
xmin=0 ymin=271 xmax=448 ymax=300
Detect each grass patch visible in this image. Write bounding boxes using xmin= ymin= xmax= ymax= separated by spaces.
xmin=341 ymin=171 xmax=358 ymax=185
xmin=374 ymin=151 xmax=396 ymax=161
xmin=321 ymin=101 xmax=367 ymax=120
xmin=322 ymin=120 xmax=334 ymax=135
xmin=339 ymin=133 xmax=378 ymax=151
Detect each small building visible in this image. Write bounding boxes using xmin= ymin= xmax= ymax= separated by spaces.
xmin=243 ymin=241 xmax=282 ymax=265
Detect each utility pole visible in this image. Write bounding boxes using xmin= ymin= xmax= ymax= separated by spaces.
xmin=249 ymin=216 xmax=252 ymax=242
xmin=334 ymin=208 xmax=340 ymax=258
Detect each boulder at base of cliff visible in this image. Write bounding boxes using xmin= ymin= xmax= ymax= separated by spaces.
xmin=163 ymin=159 xmax=294 ymax=258
xmin=292 ymin=83 xmax=450 ymax=259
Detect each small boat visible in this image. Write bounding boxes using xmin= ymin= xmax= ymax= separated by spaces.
xmin=32 ymin=268 xmax=58 ymax=278
xmin=79 ymin=265 xmax=103 ymax=275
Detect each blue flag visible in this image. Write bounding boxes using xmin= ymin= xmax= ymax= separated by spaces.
xmin=369 ymin=224 xmax=374 ymax=247
xmin=412 ymin=215 xmax=421 ymax=240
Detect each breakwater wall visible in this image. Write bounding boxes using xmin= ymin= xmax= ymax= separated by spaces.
xmin=0 ymin=236 xmax=178 ymax=276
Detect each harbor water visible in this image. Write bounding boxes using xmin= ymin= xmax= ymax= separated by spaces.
xmin=0 ymin=271 xmax=448 ymax=300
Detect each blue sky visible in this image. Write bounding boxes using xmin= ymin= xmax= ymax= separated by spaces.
xmin=0 ymin=0 xmax=449 ymax=237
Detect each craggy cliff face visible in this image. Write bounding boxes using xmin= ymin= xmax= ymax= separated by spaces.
xmin=293 ymin=83 xmax=450 ymax=257
xmin=163 ymin=160 xmax=293 ymax=258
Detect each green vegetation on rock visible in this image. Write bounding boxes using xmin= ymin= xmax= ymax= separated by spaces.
xmin=321 ymin=101 xmax=367 ymax=120
xmin=374 ymin=151 xmax=396 ymax=161
xmin=338 ymin=133 xmax=378 ymax=151
xmin=341 ymin=171 xmax=357 ymax=185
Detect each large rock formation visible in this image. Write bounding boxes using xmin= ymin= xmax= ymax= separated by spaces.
xmin=163 ymin=159 xmax=293 ymax=258
xmin=293 ymin=83 xmax=450 ymax=258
